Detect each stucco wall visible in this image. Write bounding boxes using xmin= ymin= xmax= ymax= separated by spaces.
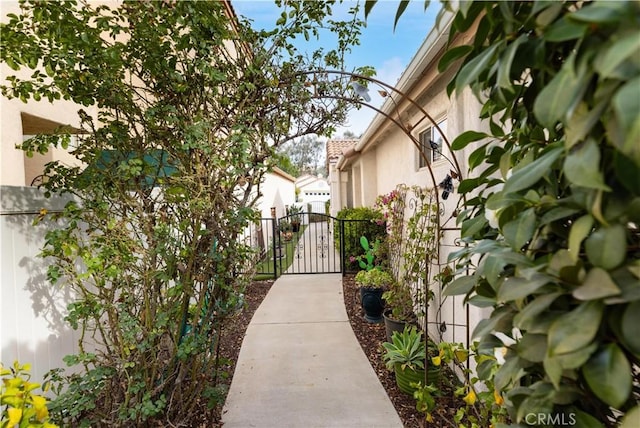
xmin=259 ymin=172 xmax=295 ymax=219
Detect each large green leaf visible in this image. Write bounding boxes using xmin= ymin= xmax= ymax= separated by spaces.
xmin=461 ymin=214 xmax=488 ymax=239
xmin=572 ymin=409 xmax=606 ymax=428
xmin=392 ymin=1 xmax=409 ymax=31
xmin=494 ymin=355 xmax=525 ymax=391
xmin=621 ymin=301 xmax=640 ymax=355
xmin=364 ymin=0 xmax=377 ymax=19
xmin=615 ymin=151 xmax=640 ymax=195
xmin=584 ymin=224 xmax=627 ymax=270
xmin=438 ymin=44 xmax=473 ymax=73
xmin=513 ymin=292 xmax=563 ymax=331
xmin=564 ymin=139 xmax=611 ymax=191
xmin=502 ymin=208 xmax=536 ymax=250
xmin=613 ymin=77 xmax=640 ymax=163
xmin=569 ymin=1 xmax=628 ymax=24
xmin=544 ymin=343 xmax=598 ymax=389
xmin=497 ymin=34 xmax=526 ymax=89
xmin=472 ymin=307 xmax=513 ymax=341
xmin=565 ymin=100 xmax=608 ymax=149
xmin=573 ymin=268 xmax=621 ymax=301
xmin=450 ymin=130 xmax=489 ymax=150
xmin=503 ymin=147 xmax=563 ymax=194
xmin=533 ymin=53 xmax=588 ymax=128
xmin=583 ymin=344 xmax=632 ymax=409
xmin=548 ymin=301 xmax=603 ymax=355
xmin=544 ymin=16 xmax=587 ymax=42
xmin=568 ymin=214 xmax=593 ymax=261
xmin=455 ymin=43 xmax=501 ymax=91
xmin=620 ymin=406 xmax=640 ymax=428
xmin=498 ymin=275 xmax=550 ymax=303
xmin=595 ymin=32 xmax=640 ymax=79
xmin=517 ymin=333 xmax=547 ymax=363
xmin=443 ymin=276 xmax=476 ymax=296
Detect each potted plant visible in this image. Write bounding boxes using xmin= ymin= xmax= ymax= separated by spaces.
xmin=382 ymin=326 xmax=441 ymax=395
xmin=382 ymin=281 xmax=417 ymax=342
xmin=355 ymin=267 xmax=392 ymax=323
xmin=279 ymin=220 xmax=293 ymax=241
xmin=288 ymin=204 xmax=303 ymax=232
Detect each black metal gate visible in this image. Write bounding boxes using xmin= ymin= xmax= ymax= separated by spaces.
xmin=242 ymin=213 xmax=386 ymax=278
xmin=277 ymin=212 xmax=341 ymax=274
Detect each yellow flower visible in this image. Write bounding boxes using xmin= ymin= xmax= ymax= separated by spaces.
xmin=7 ymin=407 xmax=23 ymax=426
xmin=494 ymin=388 xmax=504 ymax=406
xmin=426 ymin=413 xmax=433 ymax=423
xmin=431 ymin=355 xmax=441 ymax=366
xmin=32 ymin=394 xmax=49 ymax=420
xmin=463 ymin=389 xmax=477 ymax=405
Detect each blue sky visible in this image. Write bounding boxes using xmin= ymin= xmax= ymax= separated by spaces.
xmin=232 ymin=0 xmax=439 ymax=136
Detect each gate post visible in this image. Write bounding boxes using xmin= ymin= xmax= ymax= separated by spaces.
xmin=340 ymin=219 xmax=346 ymax=277
xmin=271 ymin=217 xmax=278 ymax=279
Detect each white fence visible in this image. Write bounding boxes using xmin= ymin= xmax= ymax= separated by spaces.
xmin=0 ymin=185 xmax=79 ymax=384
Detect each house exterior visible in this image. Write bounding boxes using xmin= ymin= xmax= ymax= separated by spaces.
xmin=294 ymin=174 xmax=330 ymax=214
xmin=326 ymin=138 xmax=358 ymax=216
xmin=328 ymin=11 xmax=489 ymax=345
xmin=258 ymin=167 xmax=296 ymax=220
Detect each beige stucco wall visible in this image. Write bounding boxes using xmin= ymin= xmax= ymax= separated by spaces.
xmin=259 ymin=171 xmax=295 ymax=219
xmin=0 ymin=1 xmax=95 ymax=187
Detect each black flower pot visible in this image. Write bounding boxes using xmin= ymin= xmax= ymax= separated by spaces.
xmin=383 ymin=310 xmax=409 ymax=343
xmin=360 ymin=287 xmax=384 ymax=323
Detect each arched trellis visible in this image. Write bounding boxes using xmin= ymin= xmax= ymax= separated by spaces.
xmin=293 ymin=69 xmax=472 ymax=374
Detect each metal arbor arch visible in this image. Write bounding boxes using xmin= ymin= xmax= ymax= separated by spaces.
xmin=297 ymin=69 xmax=470 ymax=347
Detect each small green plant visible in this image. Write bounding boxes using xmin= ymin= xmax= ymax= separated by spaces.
xmin=279 ymin=220 xmax=292 ymax=232
xmin=382 ymin=281 xmax=415 ymax=322
xmin=355 ymin=236 xmax=381 ymax=271
xmin=1 ymin=361 xmax=58 ymax=428
xmin=408 ymin=341 xmax=510 ymax=427
xmin=382 ymin=326 xmax=426 ymax=371
xmin=354 ymin=268 xmax=393 ymax=289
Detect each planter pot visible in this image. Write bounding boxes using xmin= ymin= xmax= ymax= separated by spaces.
xmin=360 ymin=287 xmax=384 ymax=323
xmin=383 ymin=311 xmax=409 ymax=343
xmin=393 ymin=362 xmax=441 ymax=395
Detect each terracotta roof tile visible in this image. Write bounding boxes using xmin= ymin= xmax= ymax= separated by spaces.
xmin=326 ymin=139 xmax=358 ymax=163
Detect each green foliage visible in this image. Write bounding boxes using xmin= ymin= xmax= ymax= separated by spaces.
xmin=356 ymin=235 xmax=380 ymax=271
xmin=376 ymin=185 xmax=438 ymax=322
xmin=354 ymin=267 xmax=393 ymax=289
xmin=439 ymin=1 xmax=640 ymax=425
xmin=335 ymin=206 xmax=386 ymax=271
xmin=1 ymin=1 xmax=365 ymax=425
xmin=1 ymin=361 xmax=58 ymax=428
xmin=382 ymin=326 xmax=427 ymax=371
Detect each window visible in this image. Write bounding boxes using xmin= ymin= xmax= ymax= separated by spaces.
xmin=418 ymin=119 xmax=447 ymax=169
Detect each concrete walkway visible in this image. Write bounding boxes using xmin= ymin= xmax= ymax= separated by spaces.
xmin=222 ymin=274 xmax=403 ymax=428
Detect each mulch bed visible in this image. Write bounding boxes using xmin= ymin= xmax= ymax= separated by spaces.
xmin=341 ymin=274 xmax=427 ymax=427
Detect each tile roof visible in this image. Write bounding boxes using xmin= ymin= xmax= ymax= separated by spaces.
xmin=326 ymin=139 xmax=358 ymax=164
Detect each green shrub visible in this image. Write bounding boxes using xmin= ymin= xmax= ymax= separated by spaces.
xmin=335 ymin=207 xmax=386 ymax=272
